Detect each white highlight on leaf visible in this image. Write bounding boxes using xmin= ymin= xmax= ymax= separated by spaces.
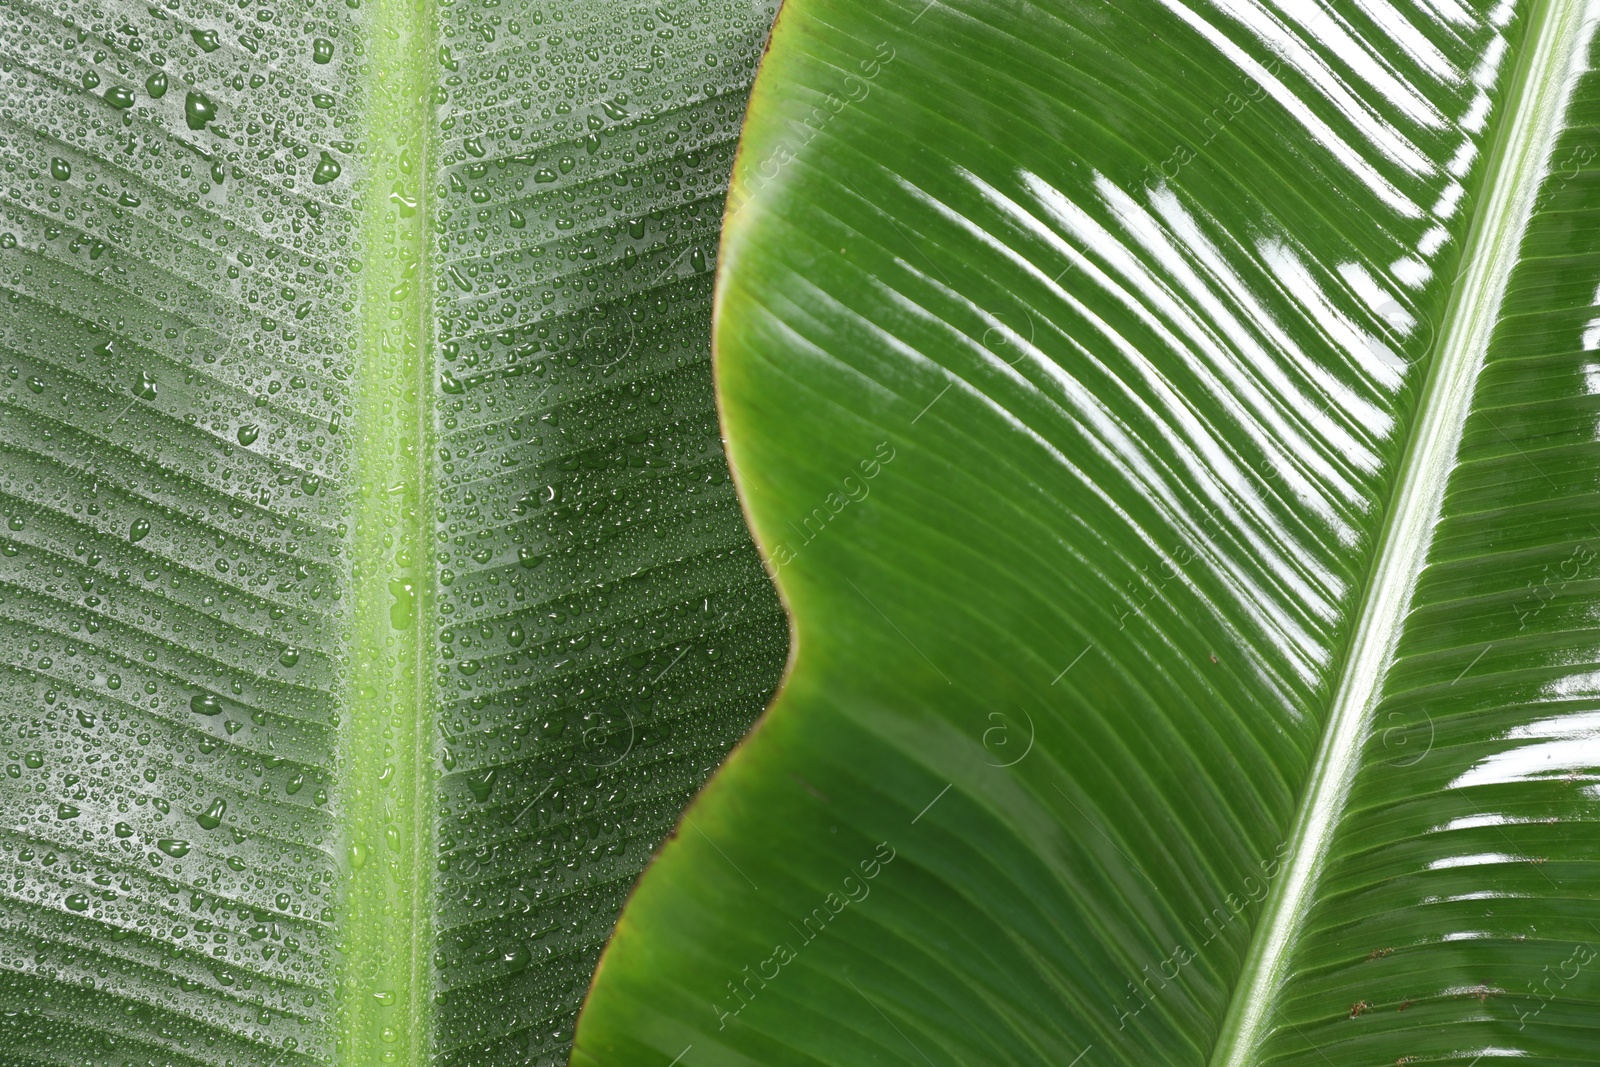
xmin=1450 ymin=709 xmax=1600 ymax=789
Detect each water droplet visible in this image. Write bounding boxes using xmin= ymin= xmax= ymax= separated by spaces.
xmin=192 ymin=29 xmax=220 ymax=52
xmin=236 ymin=424 xmax=259 ymax=446
xmin=463 ymin=136 xmax=485 ymax=158
xmin=507 ymin=623 xmax=525 ymax=647
xmin=156 ymin=838 xmax=191 ymax=857
xmin=135 ymin=372 xmax=158 ymax=400
xmin=190 ymin=693 xmax=223 ymax=716
xmin=465 ymin=768 xmax=496 ymax=803
xmin=389 ymin=579 xmax=415 ymax=630
xmin=185 ymin=91 xmax=216 ymax=131
xmin=312 ymin=151 xmax=342 ymax=185
xmin=57 ymin=803 xmax=80 ymax=820
xmin=501 ymin=946 xmax=531 ymax=974
xmin=313 ymin=37 xmax=334 ymax=64
xmin=26 ymin=376 xmax=44 ymax=393
xmin=104 ymin=85 xmax=136 ymax=109
xmin=286 ymin=773 xmax=303 ymax=795
xmin=49 ymin=158 xmax=70 ymax=182
xmin=279 ymin=648 xmax=300 ymax=667
xmin=196 ymin=798 xmax=227 ymax=831
xmin=146 ymin=71 xmax=168 ymax=98
xmin=65 ymin=893 xmax=89 ymax=912
xmin=129 ymin=518 xmax=150 ymax=543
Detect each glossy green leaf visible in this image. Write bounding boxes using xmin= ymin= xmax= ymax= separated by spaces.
xmin=0 ymin=1 xmax=783 ymax=1064
xmin=575 ymin=0 xmax=1600 ymax=1065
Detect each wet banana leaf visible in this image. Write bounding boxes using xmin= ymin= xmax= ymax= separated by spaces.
xmin=0 ymin=0 xmax=783 ymax=1064
xmin=574 ymin=0 xmax=1600 ymax=1065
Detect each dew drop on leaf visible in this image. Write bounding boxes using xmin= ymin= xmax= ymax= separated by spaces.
xmin=129 ymin=518 xmax=150 ymax=543
xmin=185 ymin=91 xmax=216 ymax=131
xmin=196 ymin=798 xmax=226 ymax=830
xmin=466 ymin=768 xmax=496 ymax=803
xmin=389 ymin=579 xmax=416 ymax=630
xmin=312 ymin=151 xmax=342 ymax=185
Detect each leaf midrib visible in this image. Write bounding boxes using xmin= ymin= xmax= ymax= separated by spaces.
xmin=341 ymin=0 xmax=437 ymax=1060
xmin=1207 ymin=2 xmax=1592 ymax=1063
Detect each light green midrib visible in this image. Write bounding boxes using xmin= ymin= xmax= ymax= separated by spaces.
xmin=1207 ymin=2 xmax=1590 ymax=1064
xmin=342 ymin=0 xmax=435 ymax=1059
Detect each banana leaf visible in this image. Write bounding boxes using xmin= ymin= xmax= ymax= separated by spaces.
xmin=0 ymin=0 xmax=783 ymax=1064
xmin=574 ymin=0 xmax=1600 ymax=1065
